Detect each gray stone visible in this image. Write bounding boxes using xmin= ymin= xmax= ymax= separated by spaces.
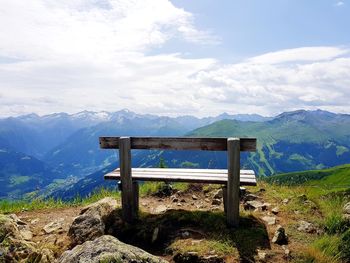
xmin=282 ymin=198 xmax=289 ymax=204
xmin=68 ymin=197 xmax=119 ymax=245
xmin=213 ymin=189 xmax=223 ymax=199
xmin=262 ymin=216 xmax=276 ymax=225
xmin=20 ymin=229 xmax=33 ymax=241
xmin=59 ymin=235 xmax=168 ymax=263
xmin=154 ymin=204 xmax=168 ymax=214
xmin=245 ymin=194 xmax=259 ymax=201
xmin=244 ymin=200 xmax=264 ymax=210
xmin=343 ymin=202 xmax=350 ymax=214
xmin=271 ymin=207 xmax=279 ymax=215
xmin=80 ymin=197 xmax=117 ymax=220
xmin=212 ymin=198 xmax=221 ymax=206
xmin=297 ymin=220 xmax=316 ymax=233
xmin=258 ymin=251 xmax=267 ymax=262
xmin=43 ymin=218 xmax=64 ymax=234
xmin=68 ymin=214 xmax=105 ymax=246
xmin=272 ymin=225 xmax=288 ymax=245
xmin=192 ymin=195 xmax=198 ymax=200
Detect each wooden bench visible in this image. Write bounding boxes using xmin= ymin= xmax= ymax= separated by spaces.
xmin=99 ymin=136 xmax=257 ymax=227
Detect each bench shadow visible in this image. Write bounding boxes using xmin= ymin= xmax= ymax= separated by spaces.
xmin=106 ymin=208 xmax=270 ymax=262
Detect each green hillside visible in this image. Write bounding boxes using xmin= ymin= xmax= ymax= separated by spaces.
xmin=265 ymin=164 xmax=350 ymax=188
xmin=188 ymin=110 xmax=350 ymax=176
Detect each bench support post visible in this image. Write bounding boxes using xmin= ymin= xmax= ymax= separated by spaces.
xmin=227 ymin=138 xmax=240 ymax=227
xmin=222 ymin=186 xmax=227 ymax=214
xmin=119 ymin=137 xmax=137 ymax=222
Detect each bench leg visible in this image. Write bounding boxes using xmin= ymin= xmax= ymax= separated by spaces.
xmin=132 ymin=182 xmax=139 ymax=218
xmin=227 ymin=138 xmax=240 ymax=227
xmin=119 ymin=137 xmax=136 ymax=223
xmin=223 ymin=186 xmax=227 ymax=214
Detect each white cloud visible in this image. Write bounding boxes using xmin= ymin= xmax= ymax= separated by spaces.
xmin=246 ymin=47 xmax=349 ymax=64
xmin=336 ymin=1 xmax=345 ymax=6
xmin=0 ymin=0 xmax=350 ymax=118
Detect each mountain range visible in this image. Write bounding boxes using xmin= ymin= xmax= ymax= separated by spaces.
xmin=1 ymin=109 xmax=349 ymax=200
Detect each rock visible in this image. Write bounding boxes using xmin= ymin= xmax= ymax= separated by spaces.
xmin=154 ymin=204 xmax=168 ymax=214
xmin=68 ymin=214 xmax=105 ymax=246
xmin=154 ymin=183 xmax=173 ymax=197
xmin=343 ymin=202 xmax=350 ymax=214
xmin=0 ymin=236 xmax=38 ymax=261
xmin=262 ymin=216 xmax=276 ymax=225
xmin=213 ymin=189 xmax=223 ymax=199
xmin=244 ymin=194 xmax=259 ymax=201
xmin=180 ymin=198 xmax=186 ymax=203
xmin=80 ymin=197 xmax=117 ymax=220
xmin=212 ymin=198 xmax=221 ymax=206
xmin=68 ymin=197 xmax=118 ymax=245
xmin=261 ymin=203 xmax=271 ymax=211
xmin=240 ymin=187 xmax=247 ymax=197
xmin=59 ymin=235 xmax=168 ymax=263
xmin=30 ymin=218 xmax=40 ymax=224
xmin=43 ymin=218 xmax=64 ymax=234
xmin=152 ymin=227 xmax=159 ymax=243
xmin=192 ymin=195 xmax=198 ymax=200
xmin=297 ymin=220 xmax=316 ymax=233
xmin=26 ymin=248 xmax=56 ymax=263
xmin=244 ymin=200 xmax=264 ymax=210
xmin=271 ymin=207 xmax=279 ymax=215
xmin=20 ymin=229 xmax=33 ymax=241
xmin=0 ymin=215 xmax=19 ymax=241
xmin=282 ymin=198 xmax=289 ymax=204
xmin=258 ymin=251 xmax=267 ymax=262
xmin=272 ymin=225 xmax=288 ymax=245
xmin=171 ymin=195 xmax=179 ymax=203
xmin=282 ymin=245 xmax=291 ymax=259
xmin=181 ymin=231 xmax=190 ymax=238
xmin=173 ymin=252 xmax=224 ymax=263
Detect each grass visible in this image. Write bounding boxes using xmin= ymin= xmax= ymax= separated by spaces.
xmin=0 ymin=182 xmax=190 ymax=214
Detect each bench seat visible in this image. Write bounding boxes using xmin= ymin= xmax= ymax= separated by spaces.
xmin=104 ymin=168 xmax=257 ymax=186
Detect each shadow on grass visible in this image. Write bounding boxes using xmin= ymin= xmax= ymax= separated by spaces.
xmin=107 ymin=209 xmax=270 ymax=262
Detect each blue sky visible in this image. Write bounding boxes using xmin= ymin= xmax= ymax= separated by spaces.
xmin=0 ymin=0 xmax=349 ymax=117
xmin=164 ymin=0 xmax=350 ymax=60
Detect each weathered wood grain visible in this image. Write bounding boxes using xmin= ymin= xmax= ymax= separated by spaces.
xmin=119 ymin=137 xmax=136 ymax=222
xmin=99 ymin=137 xmax=256 ymax=151
xmin=104 ymin=168 xmax=256 ymax=186
xmin=227 ymin=138 xmax=240 ymax=227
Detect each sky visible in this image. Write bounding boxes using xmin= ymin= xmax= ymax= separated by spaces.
xmin=0 ymin=0 xmax=349 ymax=117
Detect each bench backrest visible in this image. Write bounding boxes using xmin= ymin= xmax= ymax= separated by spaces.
xmin=99 ymin=137 xmax=256 ymax=152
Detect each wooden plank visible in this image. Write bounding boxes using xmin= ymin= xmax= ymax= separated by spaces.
xmin=111 ymin=168 xmax=255 ymax=175
xmin=99 ymin=137 xmax=256 ymax=152
xmin=105 ymin=174 xmax=256 ymax=185
xmin=105 ymin=168 xmax=256 ymax=178
xmin=105 ymin=173 xmax=255 ymax=181
xmin=104 ymin=169 xmax=256 ymax=186
xmin=227 ymin=138 xmax=240 ymax=227
xmin=119 ymin=137 xmax=136 ymax=222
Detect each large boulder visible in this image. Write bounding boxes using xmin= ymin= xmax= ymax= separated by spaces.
xmin=68 ymin=197 xmax=118 ymax=245
xmin=59 ymin=235 xmax=168 ymax=263
xmin=79 ymin=197 xmax=118 ymax=220
xmin=68 ymin=214 xmax=105 ymax=246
